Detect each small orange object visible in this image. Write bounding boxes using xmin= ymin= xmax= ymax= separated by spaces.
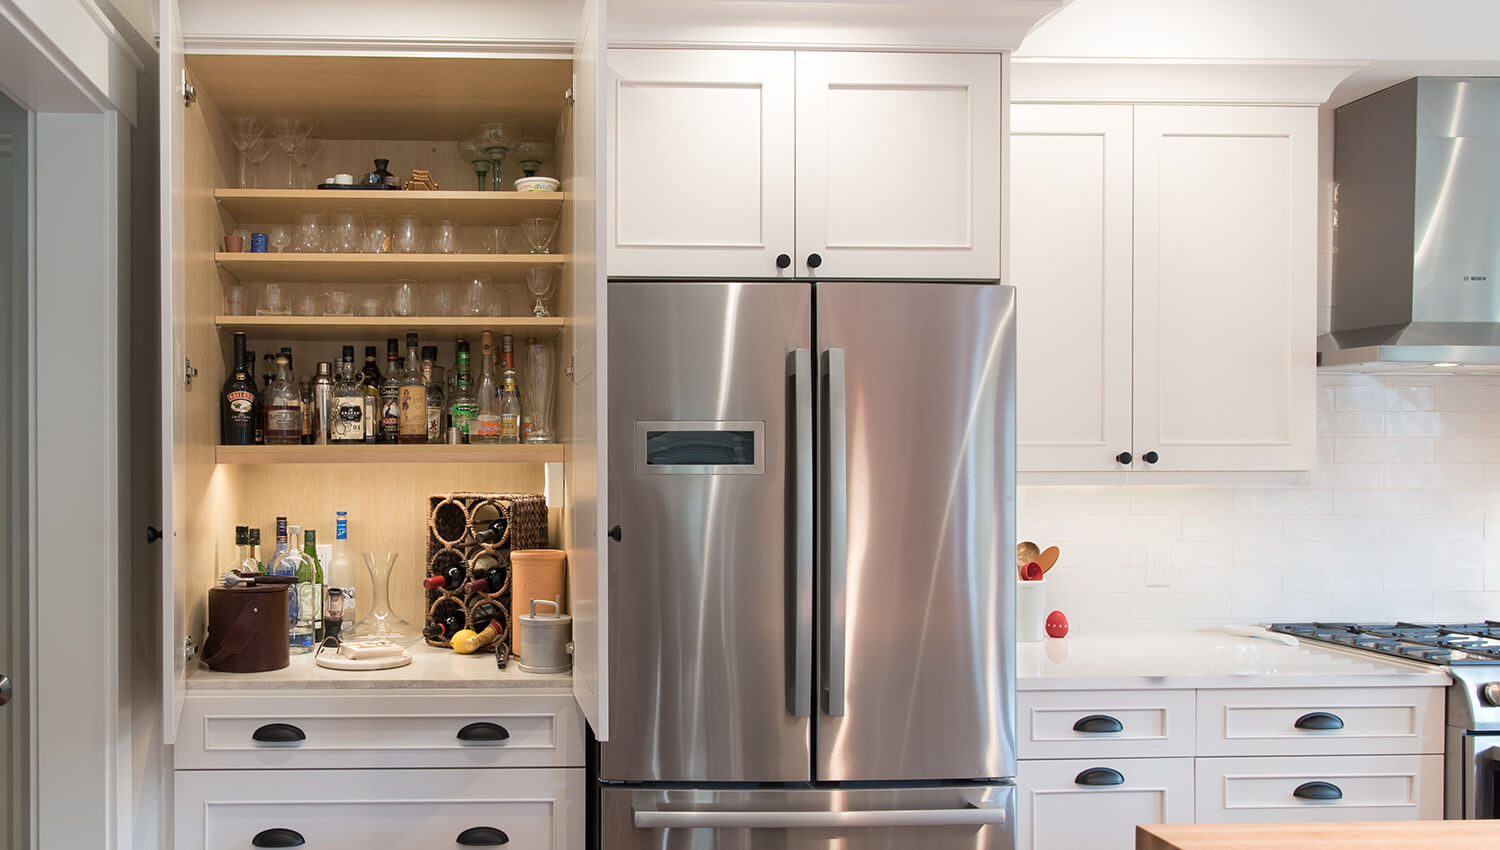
xmin=1045 ymin=610 xmax=1069 ymax=638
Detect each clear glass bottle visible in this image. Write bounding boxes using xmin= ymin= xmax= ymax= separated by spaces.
xmin=472 ymin=331 xmax=501 ymax=444
xmin=330 ymin=346 xmax=365 ymax=444
xmin=270 ymin=522 xmax=312 ymax=653
xmin=326 ymin=510 xmax=356 ymax=637
xmin=449 ymin=339 xmax=477 ymax=443
xmin=247 ymin=527 xmax=263 ymax=570
xmin=422 ymin=345 xmax=446 ymax=443
xmin=361 ymin=345 xmax=381 ymax=443
xmin=302 ymin=528 xmax=325 ymax=642
xmin=224 ymin=525 xmax=259 ymax=576
xmin=379 ymin=337 xmax=401 ymax=443
xmin=397 ymin=332 xmax=427 ymax=444
xmin=499 ymin=334 xmax=521 ymax=444
xmin=262 ymin=354 xmax=302 ymax=445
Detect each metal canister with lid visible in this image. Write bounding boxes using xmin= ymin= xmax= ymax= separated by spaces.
xmin=517 ymin=597 xmax=572 ymax=674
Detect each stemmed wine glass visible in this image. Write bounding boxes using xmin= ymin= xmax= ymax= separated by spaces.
xmin=526 ymin=266 xmax=556 ymax=317
xmin=292 ymin=139 xmax=325 ymax=189
xmin=225 ymin=118 xmax=265 ymax=189
xmin=520 ymin=217 xmax=558 ymax=254
xmin=270 ymin=119 xmax=313 ymax=189
xmin=476 ymin=122 xmax=522 ymax=191
xmin=245 ymin=138 xmax=277 ymax=188
xmin=458 ymin=137 xmax=491 ymax=191
xmin=515 ymin=137 xmax=553 ymax=177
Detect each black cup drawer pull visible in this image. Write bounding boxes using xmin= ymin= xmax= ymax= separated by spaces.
xmin=1294 ymin=711 xmax=1345 ymax=731
xmin=252 ymin=828 xmax=305 ymax=847
xmin=251 ymin=723 xmax=306 ymax=744
xmin=457 ymin=826 xmax=510 ymax=845
xmin=1075 ymin=767 xmax=1125 ymax=786
xmin=1073 ymin=714 xmax=1124 ymax=734
xmin=457 ymin=722 xmax=511 ymax=743
xmin=1293 ymin=781 xmax=1343 ymax=801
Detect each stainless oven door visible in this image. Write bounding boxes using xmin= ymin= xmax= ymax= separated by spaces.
xmin=1462 ymin=730 xmax=1500 ymax=819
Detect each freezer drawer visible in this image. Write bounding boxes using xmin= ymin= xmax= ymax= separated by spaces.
xmin=603 ymin=785 xmax=1014 ymax=849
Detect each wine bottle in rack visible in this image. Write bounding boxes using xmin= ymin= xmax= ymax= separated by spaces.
xmin=465 ymin=567 xmax=505 ymax=595
xmin=423 ymin=563 xmax=466 ymax=591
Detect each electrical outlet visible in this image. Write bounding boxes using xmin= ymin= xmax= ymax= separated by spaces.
xmin=1147 ymin=543 xmax=1172 ymax=587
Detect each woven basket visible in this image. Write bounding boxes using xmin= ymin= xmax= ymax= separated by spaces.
xmin=424 ymin=492 xmax=547 ymax=650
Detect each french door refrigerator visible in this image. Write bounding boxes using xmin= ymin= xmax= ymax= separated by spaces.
xmin=602 ymin=280 xmax=1017 ymax=849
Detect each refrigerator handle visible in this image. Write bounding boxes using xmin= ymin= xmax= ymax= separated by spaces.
xmin=821 ymin=347 xmax=848 ymax=718
xmin=788 ymin=348 xmax=814 ymax=719
xmin=632 ymin=801 xmax=1007 ymax=829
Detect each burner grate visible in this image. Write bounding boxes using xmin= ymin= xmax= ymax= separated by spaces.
xmin=1267 ymin=621 xmax=1500 ymax=665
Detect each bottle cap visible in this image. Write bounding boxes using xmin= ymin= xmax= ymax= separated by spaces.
xmin=365 ymin=346 xmax=376 ymax=357
xmin=406 ymin=332 xmax=418 ymax=348
xmin=317 ymin=362 xmax=332 ymax=375
xmin=422 ymin=345 xmax=438 ymax=361
xmin=342 ymin=345 xmax=354 ymax=359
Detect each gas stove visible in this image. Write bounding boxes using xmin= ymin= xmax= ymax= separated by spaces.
xmin=1268 ymin=621 xmax=1500 ymax=666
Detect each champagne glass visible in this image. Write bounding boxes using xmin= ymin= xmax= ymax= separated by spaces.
xmin=515 ymin=136 xmax=553 ymax=177
xmin=245 ymin=137 xmax=277 ymax=188
xmin=269 ymin=225 xmax=290 ymax=253
xmin=526 ymin=266 xmax=556 ymax=317
xmin=476 ymin=122 xmax=522 ymax=190
xmin=458 ymin=137 xmax=491 ymax=191
xmin=270 ymin=119 xmax=313 ymax=189
xmin=520 ymin=217 xmax=558 ymax=254
xmin=225 ymin=117 xmax=265 ymax=189
xmin=292 ymin=139 xmax=325 ymax=189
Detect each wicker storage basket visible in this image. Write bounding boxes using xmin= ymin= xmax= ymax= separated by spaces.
xmin=424 ymin=492 xmax=547 ymax=651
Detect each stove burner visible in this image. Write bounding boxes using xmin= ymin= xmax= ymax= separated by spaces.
xmin=1267 ymin=621 xmax=1500 ymax=666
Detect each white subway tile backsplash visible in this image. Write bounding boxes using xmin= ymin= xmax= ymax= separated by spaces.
xmin=1435 ymin=384 xmax=1500 ymax=411
xmin=1131 ymin=487 xmax=1232 ymax=515
xmin=1333 ymin=437 xmax=1434 ymax=464
xmin=1331 ymin=592 xmax=1432 ymax=620
xmin=1382 ymin=514 xmax=1484 ymax=540
xmin=1231 ymin=488 xmax=1332 ymax=515
xmin=1130 ymin=591 xmax=1231 ymax=621
xmin=1230 ymin=592 xmax=1333 ymax=621
xmin=1435 ymin=438 xmax=1500 ymax=463
xmin=1384 ymin=463 xmax=1485 ymax=489
xmin=1281 ymin=514 xmax=1385 ymax=541
xmin=1433 ymin=591 xmax=1500 ymax=621
xmin=1335 ymin=385 xmax=1435 ymax=411
xmin=1317 ymin=411 xmax=1384 ymax=437
xmin=1333 ymin=488 xmax=1434 ymax=515
xmin=1181 ymin=513 xmax=1283 ymax=541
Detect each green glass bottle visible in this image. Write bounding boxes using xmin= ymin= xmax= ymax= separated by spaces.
xmin=301 ymin=529 xmax=325 ymax=642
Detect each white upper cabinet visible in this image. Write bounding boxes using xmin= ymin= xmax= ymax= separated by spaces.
xmin=608 ymin=48 xmax=1003 ymax=280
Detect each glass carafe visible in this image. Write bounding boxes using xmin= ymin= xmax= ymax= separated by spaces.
xmin=355 ymin=552 xmax=419 ymax=646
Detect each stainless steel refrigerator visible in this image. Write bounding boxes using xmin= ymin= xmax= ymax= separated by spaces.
xmin=602 ymin=280 xmax=1017 ymax=849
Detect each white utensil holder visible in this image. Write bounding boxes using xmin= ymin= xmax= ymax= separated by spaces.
xmin=1017 ymin=578 xmax=1047 ymax=643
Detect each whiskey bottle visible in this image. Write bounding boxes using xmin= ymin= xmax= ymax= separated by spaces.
xmin=499 ymin=334 xmax=522 ymax=444
xmin=263 ymin=354 xmax=302 ymax=445
xmin=330 ymin=347 xmax=365 ymax=444
xmin=449 ymin=340 xmax=477 ymax=443
xmin=361 ymin=345 xmax=381 ymax=443
xmin=422 ymin=345 xmax=446 ymax=443
xmin=220 ymin=332 xmax=256 ymax=445
xmin=379 ymin=337 xmax=401 ymax=443
xmin=397 ymin=332 xmax=427 ymax=444
xmin=472 ymin=331 xmax=501 ymax=444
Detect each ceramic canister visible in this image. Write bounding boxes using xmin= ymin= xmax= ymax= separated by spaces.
xmin=517 ymin=597 xmax=572 ymax=674
xmin=509 ymin=549 xmax=566 ymax=654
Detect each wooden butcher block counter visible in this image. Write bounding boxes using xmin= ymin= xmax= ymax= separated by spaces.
xmin=1138 ymin=821 xmax=1500 ymax=849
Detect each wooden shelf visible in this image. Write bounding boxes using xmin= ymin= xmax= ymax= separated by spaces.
xmin=217 ymin=253 xmax=565 ymax=284
xmin=215 ymin=189 xmax=567 ymax=227
xmin=216 ymin=315 xmax=564 ymax=340
xmin=216 ymin=443 xmax=564 ymax=465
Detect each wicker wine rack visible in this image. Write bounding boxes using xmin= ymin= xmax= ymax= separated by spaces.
xmin=424 ymin=492 xmax=548 ymax=650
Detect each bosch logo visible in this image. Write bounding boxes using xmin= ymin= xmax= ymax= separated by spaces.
xmin=1466 ymin=275 xmax=1490 ymax=282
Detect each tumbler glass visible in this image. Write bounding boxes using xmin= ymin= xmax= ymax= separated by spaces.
xmin=428 ymin=283 xmax=454 ymax=317
xmin=392 ymin=215 xmax=423 ymax=254
xmin=322 ymin=290 xmax=353 ymax=317
xmin=292 ymin=210 xmax=327 ymax=253
xmin=430 ymin=220 xmax=460 ymax=255
xmin=329 ymin=208 xmax=364 ymax=253
xmin=391 ymin=279 xmax=420 ymax=318
xmin=256 ymin=283 xmax=291 ymax=316
xmin=364 ymin=215 xmax=391 ymax=254
xmin=459 ymin=275 xmax=490 ymax=317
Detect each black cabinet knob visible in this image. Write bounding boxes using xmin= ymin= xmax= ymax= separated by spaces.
xmin=456 ymin=722 xmax=510 ymax=743
xmin=251 ymin=723 xmax=306 ymax=744
xmin=608 ymin=525 xmax=622 ymax=542
xmin=146 ymin=525 xmax=162 ymax=543
xmin=1074 ymin=767 xmax=1125 ymax=786
xmin=1073 ymin=714 xmax=1124 ymax=734
xmin=776 ymin=253 xmax=792 ymax=269
xmin=1293 ymin=781 xmax=1343 ymax=801
xmin=806 ymin=253 xmax=822 ymax=269
xmin=252 ymin=828 xmax=305 ymax=847
xmin=457 ymin=826 xmax=510 ymax=846
xmin=1294 ymin=711 xmax=1345 ymax=731
xmin=1142 ymin=451 xmax=1159 ymax=464
xmin=1115 ymin=452 xmax=1133 ymax=465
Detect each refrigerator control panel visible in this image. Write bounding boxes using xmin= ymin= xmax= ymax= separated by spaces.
xmin=634 ymin=420 xmax=766 ymax=475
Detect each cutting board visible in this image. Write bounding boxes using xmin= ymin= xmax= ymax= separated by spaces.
xmin=1138 ymin=821 xmax=1500 ymax=849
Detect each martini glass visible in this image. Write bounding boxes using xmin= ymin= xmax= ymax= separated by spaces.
xmin=225 ymin=118 xmax=265 ymax=189
xmin=356 ymin=552 xmax=418 ymax=646
xmin=270 ymin=119 xmax=313 ymax=189
xmin=292 ymin=139 xmax=325 ymax=189
xmin=520 ymin=217 xmax=558 ymax=254
xmin=476 ymin=122 xmax=521 ymax=191
xmin=515 ymin=136 xmax=553 ymax=178
xmin=458 ymin=138 xmax=491 ymax=190
xmin=244 ymin=137 xmax=277 ymax=188
xmin=526 ymin=265 xmax=556 ymax=317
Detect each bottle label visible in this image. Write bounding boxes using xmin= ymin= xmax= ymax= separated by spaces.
xmin=501 ymin=413 xmax=520 ymax=440
xmin=267 ymin=405 xmax=301 ymax=436
xmin=452 ymin=401 xmax=477 ymax=437
xmin=300 ymin=400 xmax=312 ymax=437
xmin=331 ymin=396 xmax=364 ymax=441
xmin=473 ymin=415 xmax=502 ymax=439
xmin=363 ymin=396 xmax=376 ymax=439
xmin=336 ymin=515 xmax=347 ymax=540
xmin=380 ymin=389 xmax=400 ymax=437
xmin=399 ymin=385 xmax=426 ymax=438
xmin=227 ymin=390 xmax=255 ymax=415
xmin=426 ymin=404 xmax=442 ymax=441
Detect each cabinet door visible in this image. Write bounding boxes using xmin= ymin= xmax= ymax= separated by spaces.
xmin=1018 ymin=757 xmax=1194 ymax=850
xmin=795 ymin=52 xmax=1002 ymax=279
xmin=607 ymin=49 xmax=796 ymax=278
xmin=1195 ymin=754 xmax=1443 ymax=823
xmin=1010 ymin=104 xmax=1134 ymax=472
xmin=1132 ymin=105 xmax=1316 ymax=471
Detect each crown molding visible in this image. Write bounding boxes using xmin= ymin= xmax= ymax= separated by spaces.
xmin=1010 ymin=57 xmax=1366 ymax=106
xmin=182 ymin=33 xmax=574 ymax=59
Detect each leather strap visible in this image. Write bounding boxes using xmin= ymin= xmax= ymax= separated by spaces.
xmin=204 ymin=599 xmax=267 ymax=668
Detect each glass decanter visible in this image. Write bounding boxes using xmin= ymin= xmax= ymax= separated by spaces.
xmin=354 ymin=551 xmax=419 ymax=646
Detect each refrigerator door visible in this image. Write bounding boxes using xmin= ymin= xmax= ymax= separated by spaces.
xmin=814 ymin=281 xmax=1017 ymax=782
xmin=603 ymin=281 xmax=814 ymax=782
xmin=603 ymin=785 xmax=1014 ymax=850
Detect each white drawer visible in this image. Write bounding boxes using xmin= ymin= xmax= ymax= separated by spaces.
xmin=1195 ymin=687 xmax=1444 ymax=757
xmin=1018 ymin=757 xmax=1194 ymax=850
xmin=174 ymin=767 xmax=583 ymax=850
xmin=1019 ymin=689 xmax=1195 ymax=759
xmin=1194 ymin=754 xmax=1443 ymax=823
xmin=175 ymin=691 xmax=586 ymax=770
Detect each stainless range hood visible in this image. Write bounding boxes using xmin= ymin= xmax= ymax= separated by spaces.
xmin=1321 ymin=77 xmax=1500 ymax=372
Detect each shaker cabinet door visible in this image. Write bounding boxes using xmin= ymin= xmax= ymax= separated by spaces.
xmin=1010 ymin=104 xmax=1134 ymax=472
xmin=607 ymin=48 xmax=796 ymax=279
xmin=1018 ymin=757 xmax=1194 ymax=850
xmin=795 ymin=51 xmax=1002 ymax=280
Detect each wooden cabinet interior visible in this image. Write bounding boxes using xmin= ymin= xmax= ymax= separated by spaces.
xmin=179 ymin=53 xmax=577 ymax=669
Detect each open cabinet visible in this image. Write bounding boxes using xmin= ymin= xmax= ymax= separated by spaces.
xmin=157 ymin=0 xmax=609 ymax=760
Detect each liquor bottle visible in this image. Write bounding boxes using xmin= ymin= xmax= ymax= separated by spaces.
xmin=263 ymin=354 xmax=302 ymax=445
xmin=312 ymin=362 xmax=334 ymax=445
xmin=499 ymin=334 xmax=522 ymax=444
xmin=423 ymin=563 xmax=466 ymax=591
xmin=472 ymin=331 xmax=501 ymax=444
xmin=246 ymin=349 xmax=263 ymax=444
xmin=330 ymin=347 xmax=365 ymax=444
xmin=451 ymin=619 xmax=503 ymax=654
xmin=220 ymin=332 xmax=256 ymax=445
xmin=361 ymin=345 xmax=382 ymax=443
xmin=302 ymin=529 xmax=324 ymax=642
xmin=268 ymin=519 xmax=295 ymax=575
xmin=379 ymin=337 xmax=401 ymax=443
xmin=422 ymin=345 xmax=446 ymax=443
xmin=268 ymin=517 xmax=288 ymax=569
xmin=449 ymin=340 xmax=477 ymax=443
xmin=298 ymin=376 xmax=314 ymax=444
xmin=465 ymin=567 xmax=504 ymax=594
xmin=327 ymin=510 xmax=354 ymax=588
xmin=248 ymin=527 xmax=263 ymax=570
xmin=269 ymin=521 xmax=311 ymax=653
xmin=262 ymin=353 xmax=274 ymax=389
xmin=225 ymin=526 xmax=259 ymax=575
xmin=398 ymin=332 xmax=427 ymax=444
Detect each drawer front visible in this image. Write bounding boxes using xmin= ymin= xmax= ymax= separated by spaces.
xmin=1195 ymin=687 xmax=1444 ymax=756
xmin=176 ymin=692 xmax=586 ymax=770
xmin=1019 ymin=689 xmax=1195 ymax=759
xmin=1195 ymin=754 xmax=1443 ymax=823
xmin=175 ymin=767 xmax=583 ymax=850
xmin=1018 ymin=757 xmax=1194 ymax=850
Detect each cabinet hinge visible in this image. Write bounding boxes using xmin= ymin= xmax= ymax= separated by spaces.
xmin=181 ymin=70 xmax=197 ymax=107
xmin=565 ymin=75 xmax=576 ymax=107
xmin=183 ymin=635 xmax=199 ymax=663
xmin=564 ymin=355 xmax=575 ymax=379
xmin=184 ymin=356 xmax=198 ymax=386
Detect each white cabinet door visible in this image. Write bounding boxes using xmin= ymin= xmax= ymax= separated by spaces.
xmin=1010 ymin=104 xmax=1134 ymax=472
xmin=795 ymin=52 xmax=1002 ymax=279
xmin=1131 ymin=105 xmax=1316 ymax=472
xmin=607 ymin=49 xmax=795 ymax=278
xmin=1195 ymin=754 xmax=1443 ymax=823
xmin=1018 ymin=757 xmax=1194 ymax=850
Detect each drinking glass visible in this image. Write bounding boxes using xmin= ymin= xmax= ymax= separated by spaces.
xmin=270 ymin=119 xmax=313 ymax=189
xmin=428 ymin=283 xmax=454 ymax=317
xmin=515 ymin=136 xmax=554 ymax=177
xmin=223 ymin=283 xmax=247 ymax=316
xmin=392 ymin=215 xmax=423 ymax=254
xmin=522 ymin=337 xmax=557 ymax=443
xmin=526 ymin=266 xmax=555 ymax=317
xmin=430 ymin=220 xmax=459 ymax=255
xmin=269 ymin=225 xmax=290 ymax=253
xmin=292 ymin=139 xmax=324 ymax=189
xmin=245 ymin=137 xmax=277 ymax=188
xmin=256 ymin=283 xmax=291 ymax=316
xmin=322 ymin=290 xmax=353 ymax=316
xmin=520 ymin=217 xmax=558 ymax=254
xmin=391 ymin=279 xmax=420 ymax=317
xmin=476 ymin=122 xmax=522 ymax=190
xmin=292 ymin=210 xmax=327 ymax=253
xmin=480 ymin=226 xmax=515 ymax=254
xmin=295 ymin=292 xmax=318 ymax=316
xmin=357 ymin=296 xmax=384 ymax=317
xmin=329 ymin=209 xmax=364 ymax=253
xmin=225 ymin=117 xmax=264 ymax=189
xmin=458 ymin=138 xmax=491 ymax=191
xmin=487 ymin=289 xmax=510 ymax=318
xmin=364 ymin=216 xmax=391 ymax=254
xmin=355 ymin=552 xmax=418 ymax=646
xmin=459 ymin=275 xmax=490 ymax=317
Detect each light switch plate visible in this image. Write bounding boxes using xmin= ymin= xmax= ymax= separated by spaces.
xmin=1147 ymin=542 xmax=1172 ymax=587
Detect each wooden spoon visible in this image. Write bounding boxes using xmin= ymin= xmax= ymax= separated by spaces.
xmin=1017 ymin=541 xmax=1040 ymax=571
xmin=1038 ymin=545 xmax=1060 ymax=574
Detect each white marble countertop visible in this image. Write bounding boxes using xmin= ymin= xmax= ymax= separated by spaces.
xmin=186 ymin=642 xmax=572 ymax=692
xmin=1019 ymin=629 xmax=1452 ymax=691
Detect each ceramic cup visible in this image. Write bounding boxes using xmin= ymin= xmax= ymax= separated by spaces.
xmin=223 ymin=234 xmax=243 ymax=252
xmin=1017 ymin=578 xmax=1046 ymax=643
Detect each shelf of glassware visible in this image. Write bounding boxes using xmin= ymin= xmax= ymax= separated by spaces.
xmin=214 ymin=188 xmax=568 ymax=227
xmin=216 ymin=253 xmax=566 ymax=284
xmin=215 ymin=315 xmax=564 ymax=341
xmin=215 ymin=443 xmax=565 ymax=464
